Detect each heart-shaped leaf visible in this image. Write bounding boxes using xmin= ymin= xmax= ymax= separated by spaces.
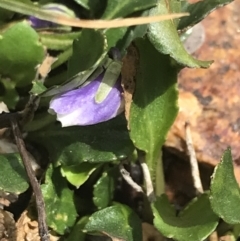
xmin=41 ymin=165 xmax=77 ymax=234
xmin=0 ymin=21 xmax=45 ymax=87
xmin=84 ymin=203 xmax=142 ymax=241
xmin=152 ymin=194 xmax=219 ymax=241
xmin=27 ymin=114 xmax=134 ymax=166
xmin=0 ymin=153 xmax=28 ymax=194
xmin=210 ymin=148 xmax=240 ymax=224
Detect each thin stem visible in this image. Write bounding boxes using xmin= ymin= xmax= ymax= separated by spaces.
xmin=19 ymin=95 xmax=40 ymax=126
xmin=209 ymin=231 xmax=218 ymax=241
xmin=119 ymin=164 xmax=143 ymax=193
xmin=138 ymin=152 xmax=156 ymax=202
xmin=185 ymin=122 xmax=203 ymax=194
xmin=11 ymin=119 xmax=49 ymax=241
xmin=155 ymin=150 xmax=165 ymax=197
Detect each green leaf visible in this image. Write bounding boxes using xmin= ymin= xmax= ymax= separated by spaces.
xmin=95 ymin=60 xmax=122 ymax=103
xmin=0 ymin=7 xmax=14 ymax=23
xmin=0 ymin=78 xmax=19 ymax=109
xmin=67 ymin=29 xmax=106 ymax=78
xmin=103 ymin=0 xmax=155 ymax=51
xmin=93 ymin=167 xmax=116 ymax=209
xmin=73 ymin=0 xmax=106 ymax=17
xmin=27 ymin=114 xmax=134 ymax=166
xmin=178 ymin=0 xmax=234 ymax=30
xmin=24 ymin=112 xmax=56 ymax=132
xmin=41 ymin=165 xmax=77 ymax=235
xmin=66 ymin=216 xmax=89 ymax=241
xmin=210 ymin=148 xmax=240 ymax=224
xmin=51 ymin=47 xmax=72 ymax=70
xmin=61 ymin=163 xmax=101 ymax=188
xmin=152 ymin=194 xmax=219 ymax=241
xmin=0 ymin=21 xmax=45 ymax=87
xmin=30 ymin=80 xmax=47 ymax=95
xmin=0 ymin=0 xmax=31 ymax=23
xmin=42 ymin=55 xmax=105 ymax=97
xmin=0 ymin=153 xmax=28 ymax=194
xmin=84 ymin=203 xmax=142 ymax=241
xmin=129 ymin=38 xmax=178 ymax=183
xmin=39 ymin=31 xmax=81 ymax=51
xmin=101 ymin=0 xmax=156 ymax=19
xmin=147 ymin=2 xmax=212 ymax=68
xmin=105 ymin=10 xmax=149 ymax=52
xmin=73 ymin=0 xmax=92 ymax=10
xmin=0 ymin=0 xmax=65 ymax=23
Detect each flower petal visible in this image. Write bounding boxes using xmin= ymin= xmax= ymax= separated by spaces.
xmin=49 ymin=74 xmax=124 ymax=126
xmin=29 ymin=4 xmax=75 ymax=29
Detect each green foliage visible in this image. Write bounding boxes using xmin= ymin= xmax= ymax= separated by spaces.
xmin=67 ymin=29 xmax=106 ymax=78
xmin=179 ymin=0 xmax=234 ymax=29
xmin=30 ymin=80 xmax=47 ymax=95
xmin=27 ymin=115 xmax=134 ymax=166
xmin=84 ymin=203 xmax=142 ymax=241
xmin=0 ymin=0 xmax=236 ymax=240
xmin=147 ymin=2 xmax=212 ymax=68
xmin=0 ymin=78 xmax=19 ymax=109
xmin=210 ymin=148 xmax=240 ymax=224
xmin=0 ymin=153 xmax=28 ymax=194
xmin=66 ymin=216 xmax=89 ymax=241
xmin=0 ymin=21 xmax=45 ymax=87
xmin=61 ymin=163 xmax=101 ymax=188
xmin=41 ymin=165 xmax=77 ymax=234
xmin=93 ymin=167 xmax=117 ymax=209
xmin=39 ymin=31 xmax=81 ymax=51
xmin=101 ymin=0 xmax=156 ymax=19
xmin=0 ymin=7 xmax=14 ymax=23
xmin=152 ymin=194 xmax=219 ymax=241
xmin=129 ymin=38 xmax=179 ymax=183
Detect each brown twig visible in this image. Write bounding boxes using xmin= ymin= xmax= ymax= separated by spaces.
xmin=0 ymin=95 xmax=40 ymax=129
xmin=10 ymin=118 xmax=49 ymax=241
xmin=19 ymin=95 xmax=40 ymax=126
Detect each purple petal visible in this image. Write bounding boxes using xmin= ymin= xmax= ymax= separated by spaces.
xmin=49 ymin=74 xmax=124 ymax=127
xmin=29 ymin=4 xmax=75 ymax=29
xmin=29 ymin=17 xmax=57 ymax=29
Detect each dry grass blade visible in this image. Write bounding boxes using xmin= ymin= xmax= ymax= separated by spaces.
xmin=50 ymin=13 xmax=189 ymax=29
xmin=0 ymin=0 xmax=188 ymax=29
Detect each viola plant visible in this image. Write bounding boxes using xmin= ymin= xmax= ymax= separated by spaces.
xmin=0 ymin=0 xmax=237 ymax=241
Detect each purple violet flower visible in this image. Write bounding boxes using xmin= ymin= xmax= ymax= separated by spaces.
xmin=49 ymin=73 xmax=124 ymax=127
xmin=29 ymin=3 xmax=75 ymax=29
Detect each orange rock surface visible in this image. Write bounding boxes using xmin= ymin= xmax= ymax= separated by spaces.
xmin=166 ymin=0 xmax=240 ymax=181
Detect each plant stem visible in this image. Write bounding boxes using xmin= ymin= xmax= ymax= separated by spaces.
xmin=185 ymin=122 xmax=203 ymax=194
xmin=155 ymin=150 xmax=165 ymax=197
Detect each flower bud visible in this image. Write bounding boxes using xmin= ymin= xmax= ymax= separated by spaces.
xmin=29 ymin=3 xmax=75 ymax=29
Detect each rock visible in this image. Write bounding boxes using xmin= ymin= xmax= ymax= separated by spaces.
xmin=166 ymin=1 xmax=240 ymax=182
